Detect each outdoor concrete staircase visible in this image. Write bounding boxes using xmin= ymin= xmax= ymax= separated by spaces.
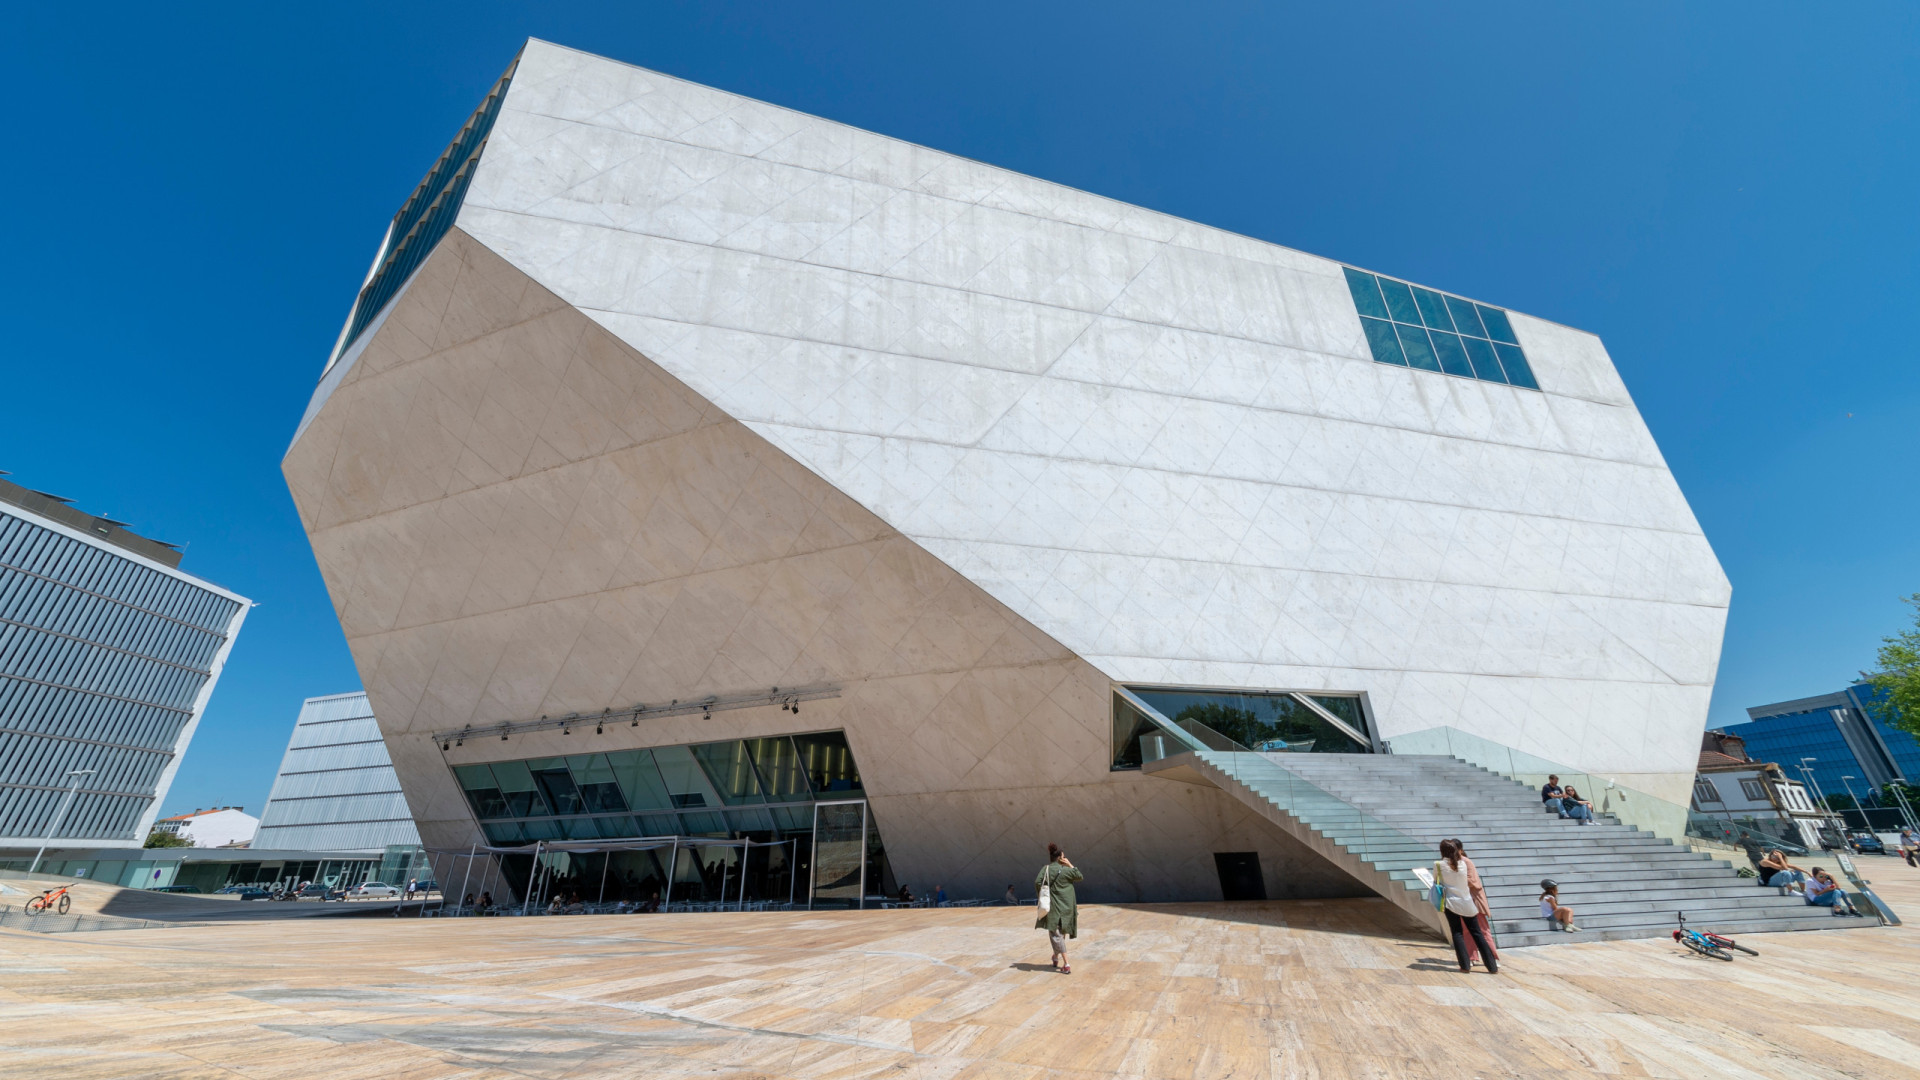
xmin=1145 ymin=750 xmax=1865 ymax=948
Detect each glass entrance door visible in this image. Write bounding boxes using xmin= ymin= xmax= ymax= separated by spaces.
xmin=809 ymin=800 xmax=866 ymax=909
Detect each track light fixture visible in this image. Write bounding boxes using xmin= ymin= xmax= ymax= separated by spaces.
xmin=435 ymin=683 xmax=840 ymax=746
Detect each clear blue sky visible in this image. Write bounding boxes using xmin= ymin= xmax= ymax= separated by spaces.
xmin=6 ymin=3 xmax=1916 ymax=819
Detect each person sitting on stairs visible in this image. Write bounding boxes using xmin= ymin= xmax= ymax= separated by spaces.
xmin=1538 ymin=879 xmax=1580 ymax=932
xmin=1540 ymin=775 xmax=1564 ymax=815
xmin=1559 ymin=786 xmax=1595 ymax=824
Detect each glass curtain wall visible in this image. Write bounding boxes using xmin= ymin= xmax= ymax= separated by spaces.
xmin=455 ymin=730 xmax=881 ymax=906
xmin=1112 ymin=687 xmax=1372 ymax=768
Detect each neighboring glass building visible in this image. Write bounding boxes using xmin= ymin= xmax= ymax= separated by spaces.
xmin=256 ymin=692 xmax=422 ymax=852
xmin=0 ymin=474 xmax=248 ymax=853
xmin=1732 ymin=684 xmax=1919 ymax=814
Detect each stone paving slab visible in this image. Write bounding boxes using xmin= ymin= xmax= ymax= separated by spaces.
xmin=3 ymin=859 xmax=1918 ymax=1078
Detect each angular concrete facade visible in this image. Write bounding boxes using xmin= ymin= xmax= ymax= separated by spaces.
xmin=285 ymin=40 xmax=1728 ymax=901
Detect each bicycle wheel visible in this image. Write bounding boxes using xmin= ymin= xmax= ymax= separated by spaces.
xmin=25 ymin=896 xmax=45 ymax=914
xmin=1726 ymin=941 xmax=1758 ymax=956
xmin=1680 ymin=935 xmax=1710 ymax=958
xmin=1705 ymin=945 xmax=1734 ymax=961
xmin=57 ymin=894 xmax=70 ymax=914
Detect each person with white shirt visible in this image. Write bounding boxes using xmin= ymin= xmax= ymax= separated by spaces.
xmin=1538 ymin=878 xmax=1579 ymax=932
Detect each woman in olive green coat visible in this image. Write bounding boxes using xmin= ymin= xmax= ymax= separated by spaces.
xmin=1035 ymin=842 xmax=1084 ymax=973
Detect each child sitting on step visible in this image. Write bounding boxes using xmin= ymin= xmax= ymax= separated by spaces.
xmin=1539 ymin=879 xmax=1579 ymax=932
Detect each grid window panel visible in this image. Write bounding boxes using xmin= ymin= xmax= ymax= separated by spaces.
xmin=1343 ymin=266 xmax=1539 ymax=391
xmin=0 ymin=509 xmax=241 ymax=842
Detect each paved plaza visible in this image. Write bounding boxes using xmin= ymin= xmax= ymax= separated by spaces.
xmin=3 ymin=865 xmax=1919 ymax=1079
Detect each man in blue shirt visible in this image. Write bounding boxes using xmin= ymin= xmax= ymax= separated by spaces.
xmin=1541 ymin=775 xmax=1564 ymax=815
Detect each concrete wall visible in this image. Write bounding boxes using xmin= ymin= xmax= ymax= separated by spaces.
xmin=284 ymin=231 xmax=1364 ymax=902
xmin=434 ymin=40 xmax=1729 ymax=800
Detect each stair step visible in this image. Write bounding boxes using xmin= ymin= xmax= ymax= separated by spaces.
xmin=1173 ymin=749 xmax=1876 ymax=948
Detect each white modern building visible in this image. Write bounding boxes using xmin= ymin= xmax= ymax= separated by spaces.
xmin=0 ymin=473 xmax=249 ymax=854
xmin=152 ymin=805 xmax=258 ymax=848
xmin=282 ymin=40 xmax=1731 ymax=908
xmin=256 ymin=692 xmax=423 ymax=852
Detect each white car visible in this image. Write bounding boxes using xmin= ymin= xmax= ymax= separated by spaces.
xmin=347 ymin=882 xmax=400 ymax=899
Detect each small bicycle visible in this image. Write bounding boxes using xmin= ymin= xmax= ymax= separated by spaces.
xmin=25 ymin=885 xmax=73 ymax=915
xmin=1673 ymin=911 xmax=1757 ymax=961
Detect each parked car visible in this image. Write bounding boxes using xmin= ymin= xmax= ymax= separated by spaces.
xmin=152 ymin=885 xmax=201 ymax=894
xmin=294 ymin=883 xmax=339 ymax=901
xmin=348 ymin=881 xmax=401 ymax=899
xmin=407 ymin=880 xmax=440 ymax=895
xmin=213 ymin=885 xmax=250 ymax=895
xmin=1847 ymin=832 xmax=1888 ymax=855
xmin=228 ymin=887 xmax=273 ymax=901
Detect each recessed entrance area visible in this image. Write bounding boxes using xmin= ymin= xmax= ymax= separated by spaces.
xmin=1213 ymin=852 xmax=1267 ymax=901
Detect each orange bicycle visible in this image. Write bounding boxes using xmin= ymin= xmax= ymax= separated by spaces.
xmin=26 ymin=885 xmax=72 ymax=915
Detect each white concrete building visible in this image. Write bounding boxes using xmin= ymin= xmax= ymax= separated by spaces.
xmin=152 ymin=806 xmax=258 ymax=849
xmin=283 ymin=40 xmax=1729 ymax=905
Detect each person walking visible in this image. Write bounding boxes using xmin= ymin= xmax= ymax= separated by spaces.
xmin=1449 ymin=839 xmax=1498 ymax=967
xmin=1434 ymin=840 xmax=1497 ymax=974
xmin=1035 ymin=843 xmax=1084 ymax=974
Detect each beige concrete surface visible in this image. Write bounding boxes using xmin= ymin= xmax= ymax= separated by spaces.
xmin=3 ymin=849 xmax=1915 ymax=1078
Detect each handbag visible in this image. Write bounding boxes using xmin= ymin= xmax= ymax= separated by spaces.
xmin=1037 ymin=865 xmax=1053 ymax=915
xmin=1412 ymin=866 xmax=1443 ymax=912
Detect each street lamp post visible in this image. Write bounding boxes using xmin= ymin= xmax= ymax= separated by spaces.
xmin=1839 ymin=775 xmax=1865 ymax=832
xmin=29 ymin=769 xmax=96 ymax=875
xmin=1797 ymin=758 xmax=1842 ymax=847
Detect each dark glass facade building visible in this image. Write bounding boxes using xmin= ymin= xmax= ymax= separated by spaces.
xmin=1732 ymin=684 xmax=1920 ymax=815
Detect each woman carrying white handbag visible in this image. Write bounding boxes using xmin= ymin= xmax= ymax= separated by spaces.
xmin=1035 ymin=842 xmax=1084 ymax=973
xmin=1435 ymin=839 xmax=1498 ymax=974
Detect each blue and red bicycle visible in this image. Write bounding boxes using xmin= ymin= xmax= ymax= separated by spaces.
xmin=1673 ymin=911 xmax=1758 ymax=961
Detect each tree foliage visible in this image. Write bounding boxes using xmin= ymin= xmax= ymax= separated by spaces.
xmin=143 ymin=828 xmax=191 ymax=849
xmin=1868 ymin=593 xmax=1920 ymax=740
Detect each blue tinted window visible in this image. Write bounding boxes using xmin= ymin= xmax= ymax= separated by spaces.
xmin=1462 ymin=336 xmax=1507 ymax=383
xmin=1445 ymin=296 xmax=1487 ymax=339
xmin=1477 ymin=305 xmax=1518 ymax=344
xmin=1344 ymin=268 xmax=1388 ymax=320
xmin=1360 ymin=318 xmax=1406 ymax=365
xmin=1341 ymin=265 xmax=1538 ymax=392
xmin=1494 ymin=343 xmax=1537 ymax=388
xmin=1412 ymin=287 xmax=1454 ymax=331
xmin=1396 ymin=324 xmax=1442 ymax=371
xmin=1430 ymin=332 xmax=1473 ymax=377
xmin=1378 ymin=278 xmax=1421 ymax=324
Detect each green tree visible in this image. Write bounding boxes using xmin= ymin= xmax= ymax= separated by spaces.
xmin=1868 ymin=593 xmax=1920 ymax=739
xmin=143 ymin=828 xmax=191 ymax=849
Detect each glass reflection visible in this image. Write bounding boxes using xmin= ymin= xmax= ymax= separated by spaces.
xmin=1113 ymin=688 xmax=1371 ymax=768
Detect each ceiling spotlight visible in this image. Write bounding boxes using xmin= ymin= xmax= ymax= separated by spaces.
xmin=455 ymin=738 xmax=463 ymax=747
xmin=442 ymin=741 xmax=451 ymax=752
xmin=791 ymin=702 xmax=799 ymax=715
xmin=501 ymin=733 xmax=509 ymax=741
xmin=595 ymin=723 xmax=603 ymax=735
